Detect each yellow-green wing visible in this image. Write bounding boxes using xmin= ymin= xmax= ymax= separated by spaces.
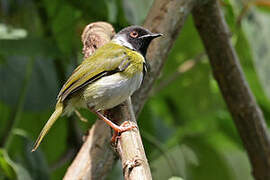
xmin=57 ymin=42 xmax=134 ymax=102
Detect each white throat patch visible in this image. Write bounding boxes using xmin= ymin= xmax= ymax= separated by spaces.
xmin=112 ymin=35 xmax=135 ymax=50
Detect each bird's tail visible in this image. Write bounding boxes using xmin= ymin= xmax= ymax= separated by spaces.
xmin=31 ymin=101 xmax=63 ymax=152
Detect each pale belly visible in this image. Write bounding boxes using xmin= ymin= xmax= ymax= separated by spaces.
xmin=81 ymin=72 xmax=143 ymax=111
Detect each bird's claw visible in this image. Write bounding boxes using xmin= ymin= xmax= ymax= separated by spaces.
xmin=111 ymin=121 xmax=137 ymax=145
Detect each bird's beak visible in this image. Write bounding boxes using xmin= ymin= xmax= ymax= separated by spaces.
xmin=150 ymin=33 xmax=163 ymax=39
xmin=139 ymin=33 xmax=163 ymax=39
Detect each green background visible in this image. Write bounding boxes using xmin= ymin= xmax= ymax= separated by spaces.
xmin=1 ymin=0 xmax=270 ymax=179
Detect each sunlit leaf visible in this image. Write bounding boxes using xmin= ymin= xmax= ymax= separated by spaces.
xmin=0 ymin=23 xmax=27 ymax=39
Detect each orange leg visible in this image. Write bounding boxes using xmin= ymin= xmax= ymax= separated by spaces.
xmin=89 ymin=108 xmax=136 ymax=142
xmin=111 ymin=121 xmax=135 ymax=143
xmin=111 ymin=130 xmax=119 ymax=144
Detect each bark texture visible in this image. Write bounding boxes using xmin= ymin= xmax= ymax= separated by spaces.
xmin=192 ymin=1 xmax=270 ymax=180
xmin=115 ymin=98 xmax=152 ymax=180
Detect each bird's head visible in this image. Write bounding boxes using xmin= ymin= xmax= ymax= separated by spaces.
xmin=112 ymin=26 xmax=162 ymax=57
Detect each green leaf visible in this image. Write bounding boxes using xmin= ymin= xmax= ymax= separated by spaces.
xmin=223 ymin=0 xmax=237 ymax=32
xmin=0 ymin=56 xmax=58 ymax=111
xmin=0 ymin=149 xmax=16 ymax=179
xmin=151 ymin=145 xmax=198 ymax=180
xmin=51 ymin=4 xmax=81 ymax=54
xmin=0 ymin=149 xmax=32 ymax=180
xmin=0 ymin=23 xmax=28 ymax=40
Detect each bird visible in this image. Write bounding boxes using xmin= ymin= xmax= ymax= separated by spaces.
xmin=31 ymin=25 xmax=162 ymax=152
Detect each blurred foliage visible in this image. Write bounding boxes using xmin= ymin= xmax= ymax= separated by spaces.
xmin=0 ymin=0 xmax=270 ymax=179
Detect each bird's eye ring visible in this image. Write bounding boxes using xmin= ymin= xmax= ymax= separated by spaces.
xmin=130 ymin=31 xmax=139 ymax=38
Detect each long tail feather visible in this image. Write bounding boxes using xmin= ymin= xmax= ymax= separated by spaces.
xmin=32 ymin=102 xmax=63 ymax=152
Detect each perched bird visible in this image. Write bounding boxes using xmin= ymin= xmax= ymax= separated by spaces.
xmin=32 ymin=26 xmax=162 ymax=152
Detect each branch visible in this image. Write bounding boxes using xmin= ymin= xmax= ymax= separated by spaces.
xmin=114 ymin=98 xmax=152 ymax=179
xmin=192 ymin=1 xmax=270 ymax=180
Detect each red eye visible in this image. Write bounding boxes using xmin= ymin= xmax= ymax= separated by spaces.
xmin=130 ymin=31 xmax=139 ymax=38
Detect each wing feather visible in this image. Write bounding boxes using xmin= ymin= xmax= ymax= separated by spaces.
xmin=57 ymin=42 xmax=131 ymax=102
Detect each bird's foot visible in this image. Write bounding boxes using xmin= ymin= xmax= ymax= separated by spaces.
xmin=111 ymin=121 xmax=137 ymax=144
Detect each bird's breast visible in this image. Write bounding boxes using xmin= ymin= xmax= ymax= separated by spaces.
xmin=82 ymin=72 xmax=143 ymax=111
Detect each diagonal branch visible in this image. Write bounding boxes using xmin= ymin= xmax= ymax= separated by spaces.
xmin=192 ymin=1 xmax=270 ymax=180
